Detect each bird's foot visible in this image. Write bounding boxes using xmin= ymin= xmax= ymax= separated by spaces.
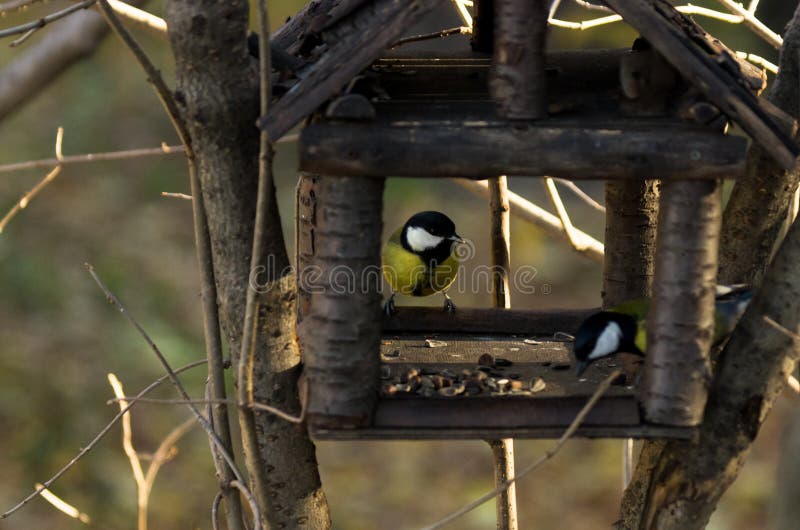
xmin=442 ymin=295 xmax=456 ymax=314
xmin=383 ymin=296 xmax=397 ymax=317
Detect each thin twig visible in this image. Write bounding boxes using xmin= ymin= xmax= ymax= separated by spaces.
xmin=0 ymin=165 xmax=60 ymax=233
xmin=108 ymin=374 xmax=197 ymax=530
xmin=211 ymin=491 xmax=224 ymax=530
xmin=96 ymin=0 xmax=190 ymax=150
xmin=736 ymin=51 xmax=778 ymax=74
xmin=543 ymin=177 xmax=589 ymax=253
xmin=234 ymin=1 xmax=278 ymax=525
xmin=9 ymin=27 xmax=37 ymax=47
xmin=0 ymin=0 xmax=42 ymax=13
xmin=36 ymin=484 xmax=90 ymax=524
xmin=572 ymin=0 xmax=613 ymax=13
xmin=106 ymin=391 xmax=307 ymax=424
xmin=0 ymin=134 xmax=299 ymax=174
xmin=715 ymin=0 xmax=782 ymax=49
xmin=160 ymin=192 xmax=193 ymax=200
xmin=0 ymin=144 xmax=183 ymax=174
xmin=549 ymin=5 xmax=748 ymax=31
xmin=453 ymin=179 xmax=604 ymax=263
xmin=0 ymin=127 xmax=64 ymax=233
xmin=95 ymin=5 xmax=249 ymax=528
xmin=104 ymin=0 xmax=166 ymax=37
xmin=554 ymin=178 xmax=606 ymax=213
xmin=421 ymin=369 xmax=623 ymax=530
xmin=84 ymin=264 xmax=249 ymax=496
xmin=449 ymin=0 xmax=472 ymax=28
xmin=230 ymin=480 xmax=262 ymax=530
xmin=0 ymin=359 xmax=207 ymax=519
xmin=391 ymin=26 xmax=470 ymax=49
xmin=0 ymin=0 xmax=96 ymax=39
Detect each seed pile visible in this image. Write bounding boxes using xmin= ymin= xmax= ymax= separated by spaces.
xmin=381 ymin=353 xmax=549 ymax=398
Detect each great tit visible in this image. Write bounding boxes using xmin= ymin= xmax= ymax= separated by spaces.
xmin=572 ymin=285 xmax=752 ymax=376
xmin=382 ymin=211 xmax=464 ymax=316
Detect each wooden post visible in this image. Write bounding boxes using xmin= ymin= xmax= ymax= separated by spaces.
xmin=602 ymin=181 xmax=660 ymax=307
xmin=643 ymin=179 xmax=722 ymax=426
xmin=491 ymin=0 xmax=548 ymax=119
xmin=487 ymin=175 xmax=517 ymax=530
xmin=296 ymin=174 xmax=385 ymax=428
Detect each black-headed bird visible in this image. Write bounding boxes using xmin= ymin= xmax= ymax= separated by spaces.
xmin=382 ymin=211 xmax=463 ymax=316
xmin=572 ymin=285 xmax=752 ymax=376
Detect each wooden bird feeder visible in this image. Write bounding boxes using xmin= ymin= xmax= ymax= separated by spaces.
xmin=263 ymin=0 xmax=798 ymax=440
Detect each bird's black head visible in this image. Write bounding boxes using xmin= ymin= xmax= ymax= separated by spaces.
xmin=573 ymin=311 xmax=640 ymax=376
xmin=401 ymin=211 xmax=463 ymax=265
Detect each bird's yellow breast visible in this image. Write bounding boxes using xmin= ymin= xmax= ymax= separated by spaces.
xmin=381 ymin=228 xmax=459 ymax=297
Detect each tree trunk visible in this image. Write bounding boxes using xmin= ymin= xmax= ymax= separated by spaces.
xmin=164 ymin=1 xmax=330 ymax=528
xmin=618 ymin=7 xmax=800 ymax=526
xmin=719 ymin=5 xmax=800 ymax=286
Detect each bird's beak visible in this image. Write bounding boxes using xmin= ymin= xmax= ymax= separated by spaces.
xmin=449 ymin=234 xmax=465 ymax=244
xmin=575 ymin=360 xmax=588 ymax=377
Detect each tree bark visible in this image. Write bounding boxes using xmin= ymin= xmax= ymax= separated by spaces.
xmin=719 ymin=4 xmax=800 ymax=286
xmin=164 ymin=1 xmax=330 ymax=528
xmin=620 ymin=10 xmax=800 ymax=528
xmin=642 ymin=180 xmax=721 ymax=426
xmin=618 ymin=204 xmax=800 ymax=530
xmin=602 ymin=181 xmax=659 ymax=307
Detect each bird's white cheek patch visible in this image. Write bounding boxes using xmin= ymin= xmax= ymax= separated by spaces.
xmin=588 ymin=321 xmax=623 ymax=360
xmin=406 ymin=226 xmax=445 ymax=252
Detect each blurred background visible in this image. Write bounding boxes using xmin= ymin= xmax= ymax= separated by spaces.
xmin=0 ymin=1 xmax=798 ymax=528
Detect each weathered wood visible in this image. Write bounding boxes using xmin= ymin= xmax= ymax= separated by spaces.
xmin=604 ymin=0 xmax=799 ymax=169
xmin=491 ymin=0 xmax=548 ymax=119
xmin=489 ymin=439 xmax=518 ymax=530
xmin=490 ymin=176 xmax=512 ymax=308
xmin=603 ymin=181 xmax=659 ymax=308
xmin=259 ymin=0 xmax=442 ymax=141
xmin=642 ymin=180 xmax=721 ymax=426
xmin=300 ymin=120 xmax=748 ymax=179
xmin=299 ymin=176 xmax=385 ymax=428
xmin=382 ymin=307 xmax=598 ymax=335
xmin=310 ymin=424 xmax=695 ymax=440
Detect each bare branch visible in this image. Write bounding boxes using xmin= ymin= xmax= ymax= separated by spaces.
xmin=0 ymin=0 xmax=42 ymax=13
xmin=553 ymin=178 xmax=606 ymax=213
xmin=0 ymin=134 xmax=297 ymax=174
xmin=391 ymin=26 xmax=471 ymax=48
xmin=35 ymin=484 xmax=90 ymax=524
xmin=230 ymin=480 xmax=262 ymax=530
xmin=450 ymin=0 xmax=472 ymax=28
xmin=0 ymin=165 xmax=60 ymax=233
xmin=0 ymin=359 xmax=207 ymax=519
xmin=105 ymin=0 xmax=166 ymax=37
xmin=160 ymin=192 xmax=192 ymax=200
xmin=421 ymin=369 xmax=622 ymax=530
xmin=452 ymin=179 xmax=604 ymax=263
xmin=543 ymin=177 xmax=591 ymax=253
xmin=0 ymin=0 xmax=96 ymax=39
xmin=715 ymin=0 xmax=782 ymax=48
xmin=84 ymin=264 xmax=249 ymax=498
xmin=106 ymin=391 xmax=308 ymax=424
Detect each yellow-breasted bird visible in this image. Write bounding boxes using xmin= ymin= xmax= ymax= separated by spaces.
xmin=382 ymin=211 xmax=464 ymax=316
xmin=572 ymin=285 xmax=752 ymax=376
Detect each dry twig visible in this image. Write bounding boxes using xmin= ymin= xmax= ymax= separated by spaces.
xmin=453 ymin=179 xmax=604 ymax=263
xmin=391 ymin=26 xmax=471 ymax=48
xmin=0 ymin=0 xmax=96 ymax=39
xmin=543 ymin=177 xmax=590 ymax=253
xmin=0 ymin=127 xmax=64 ymax=234
xmin=36 ymin=483 xmax=90 ymax=524
xmin=421 ymin=369 xmax=623 ymax=530
xmin=108 ymin=373 xmax=196 ymax=530
xmin=84 ymin=264 xmax=248 ymax=495
xmin=0 ymin=359 xmax=207 ymax=519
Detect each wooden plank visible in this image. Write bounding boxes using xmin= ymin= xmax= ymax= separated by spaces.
xmin=603 ymin=0 xmax=798 ymax=170
xmin=300 ymin=120 xmax=748 ymax=179
xmin=259 ymin=0 xmax=443 ymax=141
xmin=381 ymin=307 xmax=598 ymax=335
xmin=310 ymin=424 xmax=696 ymax=440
